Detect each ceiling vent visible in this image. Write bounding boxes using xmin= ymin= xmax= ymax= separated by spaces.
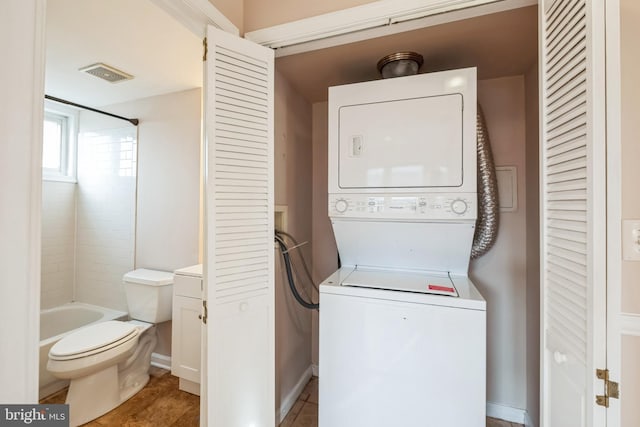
xmin=79 ymin=63 xmax=134 ymax=83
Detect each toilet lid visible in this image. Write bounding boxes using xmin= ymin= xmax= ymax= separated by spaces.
xmin=49 ymin=320 xmax=139 ymax=360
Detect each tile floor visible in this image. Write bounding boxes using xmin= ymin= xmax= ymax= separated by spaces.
xmin=41 ymin=369 xmax=523 ymax=427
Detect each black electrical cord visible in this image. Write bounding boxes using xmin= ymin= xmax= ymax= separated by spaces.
xmin=275 ymin=233 xmax=319 ymax=310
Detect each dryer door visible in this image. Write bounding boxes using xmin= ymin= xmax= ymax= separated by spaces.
xmin=338 ymin=93 xmax=463 ymax=189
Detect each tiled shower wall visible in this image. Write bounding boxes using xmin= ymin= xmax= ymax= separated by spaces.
xmin=41 ymin=181 xmax=76 ymax=309
xmin=41 ymin=111 xmax=137 ymax=311
xmin=74 ymin=112 xmax=137 ymax=311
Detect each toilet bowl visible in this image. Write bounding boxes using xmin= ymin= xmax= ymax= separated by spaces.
xmin=47 ymin=269 xmax=173 ymax=426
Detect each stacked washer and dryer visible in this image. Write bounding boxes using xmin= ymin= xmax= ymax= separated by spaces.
xmin=319 ymin=67 xmax=487 ymax=426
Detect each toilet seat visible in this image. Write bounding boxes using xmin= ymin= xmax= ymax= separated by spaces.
xmin=50 ymin=321 xmax=139 ymax=361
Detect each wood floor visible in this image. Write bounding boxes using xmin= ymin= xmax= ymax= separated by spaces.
xmin=280 ymin=376 xmax=319 ymax=427
xmin=279 ymin=376 xmax=524 ymax=427
xmin=40 ymin=366 xmax=199 ymax=426
xmin=42 ymin=368 xmax=523 ymax=427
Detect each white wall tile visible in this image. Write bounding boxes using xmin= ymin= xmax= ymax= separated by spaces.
xmin=74 ymin=111 xmax=136 ymax=312
xmin=41 ymin=181 xmax=76 ymax=309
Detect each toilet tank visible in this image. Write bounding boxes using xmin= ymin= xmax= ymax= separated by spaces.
xmin=123 ymin=269 xmax=174 ymax=323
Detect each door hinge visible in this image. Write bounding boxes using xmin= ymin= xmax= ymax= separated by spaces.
xmin=596 ymin=369 xmax=619 ymax=407
xmin=201 ymin=300 xmax=208 ymax=324
xmin=203 ymin=37 xmax=208 ymax=62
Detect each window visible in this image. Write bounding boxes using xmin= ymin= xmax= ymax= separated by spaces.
xmin=43 ymin=102 xmax=77 ymax=181
xmin=43 ymin=112 xmax=67 ymax=172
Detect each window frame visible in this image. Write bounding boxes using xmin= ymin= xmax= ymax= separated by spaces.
xmin=43 ymin=100 xmax=78 ymax=182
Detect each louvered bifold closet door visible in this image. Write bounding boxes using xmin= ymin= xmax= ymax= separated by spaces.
xmin=540 ymin=0 xmax=607 ymax=426
xmin=204 ymin=26 xmax=275 ymax=427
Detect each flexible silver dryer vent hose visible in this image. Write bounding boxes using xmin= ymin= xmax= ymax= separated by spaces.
xmin=471 ymin=105 xmax=499 ymax=258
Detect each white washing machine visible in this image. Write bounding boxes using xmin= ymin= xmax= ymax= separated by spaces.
xmin=319 ymin=268 xmax=486 ymax=427
xmin=319 ymin=67 xmax=487 ymax=426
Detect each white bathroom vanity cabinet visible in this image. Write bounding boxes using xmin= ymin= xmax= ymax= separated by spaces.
xmin=171 ymin=264 xmax=203 ymax=396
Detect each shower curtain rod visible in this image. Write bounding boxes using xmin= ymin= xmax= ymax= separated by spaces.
xmin=45 ymin=94 xmax=139 ymax=126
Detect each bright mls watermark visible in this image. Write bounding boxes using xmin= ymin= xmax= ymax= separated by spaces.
xmin=0 ymin=405 xmax=68 ymax=426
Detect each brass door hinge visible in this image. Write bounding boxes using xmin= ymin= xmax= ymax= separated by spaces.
xmin=201 ymin=300 xmax=208 ymax=324
xmin=596 ymin=369 xmax=619 ymax=407
xmin=203 ymin=37 xmax=208 ymax=61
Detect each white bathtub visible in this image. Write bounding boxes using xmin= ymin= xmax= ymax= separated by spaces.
xmin=39 ymin=302 xmax=128 ymax=399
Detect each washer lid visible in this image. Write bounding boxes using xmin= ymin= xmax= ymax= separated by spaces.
xmin=50 ymin=320 xmax=138 ymax=358
xmin=123 ymin=268 xmax=173 ymax=286
xmin=342 ymin=268 xmax=458 ymax=297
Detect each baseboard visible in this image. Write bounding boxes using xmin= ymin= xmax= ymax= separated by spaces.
xmin=524 ymin=410 xmax=536 ymax=427
xmin=487 ymin=402 xmax=526 ymax=424
xmin=39 ymin=379 xmax=69 ymax=400
xmin=312 ymin=364 xmax=319 ymax=377
xmin=179 ymin=377 xmax=201 ymax=396
xmin=278 ymin=366 xmax=314 ymax=423
xmin=151 ymin=352 xmax=172 ymax=371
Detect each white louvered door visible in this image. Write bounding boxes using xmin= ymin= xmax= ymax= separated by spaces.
xmin=540 ymin=1 xmax=607 ymax=426
xmin=203 ymin=26 xmax=275 ymax=427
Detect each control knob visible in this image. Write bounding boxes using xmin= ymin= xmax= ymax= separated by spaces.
xmin=450 ymin=198 xmax=468 ymax=215
xmin=334 ymin=199 xmax=348 ymax=213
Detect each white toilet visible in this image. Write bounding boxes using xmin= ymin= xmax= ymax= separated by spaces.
xmin=47 ymin=269 xmax=173 ymax=426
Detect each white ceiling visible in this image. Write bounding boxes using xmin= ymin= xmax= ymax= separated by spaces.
xmin=45 ymin=0 xmax=203 ymax=108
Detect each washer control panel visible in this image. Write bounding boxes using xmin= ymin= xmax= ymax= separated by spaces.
xmin=329 ymin=193 xmax=476 ymax=220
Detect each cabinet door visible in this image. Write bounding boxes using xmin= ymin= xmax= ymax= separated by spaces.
xmin=172 ymin=295 xmax=202 ymax=383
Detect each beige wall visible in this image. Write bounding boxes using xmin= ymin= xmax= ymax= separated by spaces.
xmin=471 ymin=76 xmax=528 ymax=410
xmin=524 ymin=64 xmax=540 ymax=426
xmin=274 ymin=70 xmax=314 ymax=411
xmin=310 ymin=77 xmax=530 ymax=411
xmin=209 ymin=0 xmax=244 ymax=34
xmin=620 ymin=1 xmax=640 ymax=425
xmin=243 ymin=0 xmax=377 ymax=33
xmin=620 ymin=0 xmax=640 ymax=315
xmin=310 ymin=101 xmax=338 ymax=368
xmin=622 ymin=335 xmax=640 ymax=426
xmin=209 ymin=0 xmax=380 ymax=36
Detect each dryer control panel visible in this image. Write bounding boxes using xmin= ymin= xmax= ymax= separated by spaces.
xmin=329 ymin=193 xmax=476 ymax=221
